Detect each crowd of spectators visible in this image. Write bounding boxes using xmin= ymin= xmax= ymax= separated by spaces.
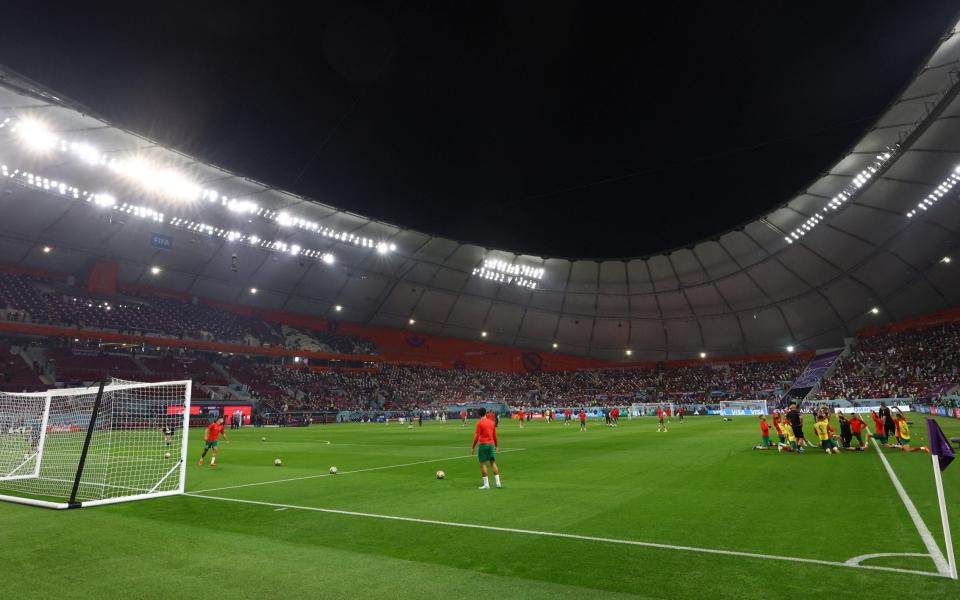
xmin=815 ymin=322 xmax=960 ymax=401
xmin=0 ymin=271 xmax=378 ymax=355
xmin=245 ymin=358 xmax=805 ymax=413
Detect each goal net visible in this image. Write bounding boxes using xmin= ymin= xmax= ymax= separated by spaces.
xmin=629 ymin=402 xmax=675 ymax=418
xmin=718 ymin=399 xmax=768 ymax=416
xmin=0 ymin=379 xmax=191 ymax=509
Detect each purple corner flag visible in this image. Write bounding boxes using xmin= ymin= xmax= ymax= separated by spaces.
xmin=926 ymin=418 xmax=955 ymax=472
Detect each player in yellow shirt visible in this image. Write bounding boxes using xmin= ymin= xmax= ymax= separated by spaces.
xmin=894 ymin=412 xmax=927 ymax=453
xmin=814 ymin=415 xmax=839 ymax=454
xmin=779 ymin=420 xmax=797 ymax=453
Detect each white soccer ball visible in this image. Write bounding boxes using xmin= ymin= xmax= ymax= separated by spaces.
xmin=261 ymin=437 xmax=266 ymax=442
xmin=329 ymin=466 xmax=338 ymax=474
xmin=164 ymin=452 xmax=171 ymax=459
xmin=274 ymin=458 xmax=282 ymax=466
xmin=436 ymin=470 xmax=446 ymax=480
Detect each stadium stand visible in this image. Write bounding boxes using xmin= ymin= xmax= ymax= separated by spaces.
xmin=815 ymin=322 xmax=960 ymax=402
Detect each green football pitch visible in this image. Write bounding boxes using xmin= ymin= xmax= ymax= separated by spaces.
xmin=2 ymin=414 xmax=959 ymax=599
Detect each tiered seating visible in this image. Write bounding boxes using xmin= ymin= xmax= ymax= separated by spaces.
xmin=0 ymin=343 xmax=47 ymax=392
xmin=139 ymin=354 xmax=228 ymax=385
xmin=46 ymin=347 xmax=144 ymax=381
xmin=0 ymin=272 xmax=369 ymax=352
xmin=816 ymin=322 xmax=960 ymax=400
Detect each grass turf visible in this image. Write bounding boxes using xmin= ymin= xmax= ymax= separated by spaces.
xmin=2 ymin=414 xmax=960 ymax=599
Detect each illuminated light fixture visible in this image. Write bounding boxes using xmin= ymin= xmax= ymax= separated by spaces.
xmin=907 ymin=166 xmax=960 ymax=218
xmin=321 ymin=253 xmax=335 ymax=265
xmin=150 ymin=266 xmax=161 ymax=275
xmin=408 ymin=318 xmax=416 ymax=325
xmin=290 ymin=244 xmax=301 ymax=256
xmin=699 ymin=352 xmax=707 ymax=359
xmin=250 ymin=288 xmax=258 ymax=295
xmin=870 ymin=307 xmax=879 ymax=315
xmin=472 ymin=257 xmax=543 ymax=290
xmin=786 ymin=147 xmax=897 ymax=243
xmin=334 ymin=305 xmax=343 ymax=312
xmin=481 ymin=331 xmax=488 ymax=338
xmin=42 ymin=246 xmax=51 ymax=254
xmin=294 ymin=356 xmax=301 ymax=363
xmin=12 ymin=118 xmax=58 ymax=153
xmin=552 ymin=342 xmax=558 ymax=349
xmin=786 ymin=345 xmax=795 ymax=353
xmin=943 ymin=256 xmax=952 ymax=264
xmin=4 ymin=117 xmax=399 ymax=253
xmin=625 ymin=349 xmax=633 ymax=356
xmin=377 ymin=242 xmax=389 ymax=254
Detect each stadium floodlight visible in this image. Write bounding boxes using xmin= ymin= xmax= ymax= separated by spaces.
xmin=943 ymin=256 xmax=952 ymax=264
xmin=625 ymin=349 xmax=632 ymax=356
xmin=334 ymin=305 xmax=343 ymax=312
xmin=0 ymin=379 xmax=192 ymax=509
xmin=786 ymin=146 xmax=898 ymax=243
xmin=250 ymin=288 xmax=258 ymax=295
xmin=377 ymin=242 xmax=389 ymax=254
xmin=552 ymin=342 xmax=558 ymax=349
xmin=12 ymin=118 xmax=58 ymax=153
xmin=150 ymin=266 xmax=161 ymax=275
xmin=409 ymin=318 xmax=416 ymax=325
xmin=322 ymin=253 xmax=335 ymax=265
xmin=42 ymin=246 xmax=51 ymax=254
xmin=290 ymin=244 xmax=301 ymax=256
xmin=870 ymin=307 xmax=880 ymax=315
xmin=786 ymin=345 xmax=795 ymax=353
xmin=699 ymin=352 xmax=707 ymax=359
xmin=481 ymin=331 xmax=487 ymax=337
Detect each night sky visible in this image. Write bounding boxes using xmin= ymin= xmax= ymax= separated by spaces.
xmin=1 ymin=2 xmax=956 ymax=258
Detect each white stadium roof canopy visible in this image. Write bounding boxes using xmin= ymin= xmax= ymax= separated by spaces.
xmin=1 ymin=20 xmax=959 ymax=361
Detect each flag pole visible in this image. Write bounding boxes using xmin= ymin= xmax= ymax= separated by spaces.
xmin=931 ymin=452 xmax=957 ymax=579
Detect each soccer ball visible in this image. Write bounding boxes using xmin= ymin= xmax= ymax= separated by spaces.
xmin=261 ymin=437 xmax=266 ymax=442
xmin=329 ymin=466 xmax=338 ymax=474
xmin=274 ymin=458 xmax=282 ymax=466
xmin=436 ymin=470 xmax=445 ymax=480
xmin=163 ymin=452 xmax=171 ymax=459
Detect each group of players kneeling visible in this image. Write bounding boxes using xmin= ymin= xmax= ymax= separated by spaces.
xmin=753 ymin=402 xmax=928 ymax=455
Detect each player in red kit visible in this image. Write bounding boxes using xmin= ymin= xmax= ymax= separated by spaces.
xmin=657 ymin=406 xmax=667 ymax=432
xmin=470 ymin=408 xmax=502 ymax=489
xmin=564 ymin=409 xmax=573 ymax=426
xmin=198 ymin=416 xmax=229 ymax=467
xmin=460 ymin=409 xmax=467 ymax=427
xmin=578 ymin=409 xmax=587 ymax=431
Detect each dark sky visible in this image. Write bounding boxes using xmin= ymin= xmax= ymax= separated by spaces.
xmin=1 ymin=2 xmax=956 ymax=258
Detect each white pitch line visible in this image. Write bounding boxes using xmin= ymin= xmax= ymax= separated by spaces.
xmin=185 ymin=493 xmax=947 ymax=579
xmin=871 ymin=438 xmax=950 ymax=576
xmin=846 ymin=552 xmax=931 ymax=566
xmin=188 ymin=449 xmax=526 ymax=494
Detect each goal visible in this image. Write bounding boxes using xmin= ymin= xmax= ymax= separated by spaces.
xmin=0 ymin=379 xmax=191 ymax=509
xmin=629 ymin=402 xmax=675 ymax=418
xmin=718 ymin=399 xmax=768 ymax=416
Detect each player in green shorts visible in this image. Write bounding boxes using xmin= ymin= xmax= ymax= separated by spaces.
xmin=470 ymin=408 xmax=502 ymax=489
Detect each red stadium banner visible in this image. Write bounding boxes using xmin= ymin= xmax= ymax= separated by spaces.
xmin=87 ymin=260 xmax=119 ymax=296
xmin=167 ymin=405 xmax=201 ymax=415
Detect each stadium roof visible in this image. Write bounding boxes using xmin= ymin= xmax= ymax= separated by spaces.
xmin=1 ymin=19 xmax=959 ymax=362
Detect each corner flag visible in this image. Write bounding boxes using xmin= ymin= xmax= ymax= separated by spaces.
xmin=926 ymin=418 xmax=955 ymax=472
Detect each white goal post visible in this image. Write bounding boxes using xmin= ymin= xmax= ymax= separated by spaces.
xmin=0 ymin=379 xmax=191 ymax=509
xmin=718 ymin=399 xmax=769 ymax=416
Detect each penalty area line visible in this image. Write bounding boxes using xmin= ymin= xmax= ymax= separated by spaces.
xmin=188 ymin=449 xmax=526 ymax=494
xmin=185 ymin=493 xmax=946 ymax=579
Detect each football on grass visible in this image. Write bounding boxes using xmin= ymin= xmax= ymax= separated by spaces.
xmin=274 ymin=458 xmax=282 ymax=466
xmin=436 ymin=470 xmax=445 ymax=480
xmin=163 ymin=452 xmax=171 ymax=459
xmin=329 ymin=466 xmax=338 ymax=474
